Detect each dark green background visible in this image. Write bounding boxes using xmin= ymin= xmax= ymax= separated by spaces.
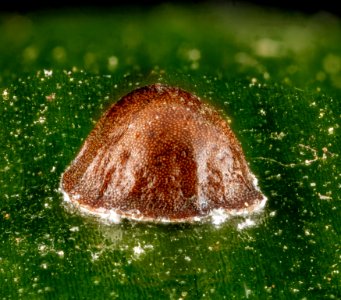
xmin=0 ymin=4 xmax=340 ymax=299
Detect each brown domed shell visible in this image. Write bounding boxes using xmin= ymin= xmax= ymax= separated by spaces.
xmin=61 ymin=83 xmax=266 ymax=222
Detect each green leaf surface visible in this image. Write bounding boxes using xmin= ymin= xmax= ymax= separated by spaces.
xmin=0 ymin=4 xmax=340 ymax=299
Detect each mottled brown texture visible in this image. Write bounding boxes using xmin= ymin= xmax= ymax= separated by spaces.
xmin=61 ymin=83 xmax=265 ymax=221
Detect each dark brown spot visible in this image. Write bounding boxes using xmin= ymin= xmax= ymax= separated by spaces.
xmin=61 ymin=83 xmax=266 ymax=222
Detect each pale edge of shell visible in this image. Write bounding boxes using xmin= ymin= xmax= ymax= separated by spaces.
xmin=60 ymin=172 xmax=267 ymax=227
